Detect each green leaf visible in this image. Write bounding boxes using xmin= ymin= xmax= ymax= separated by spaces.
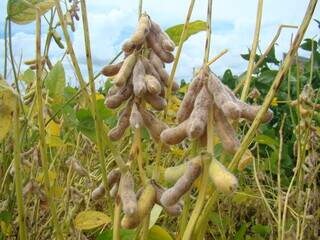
xmin=76 ymin=108 xmax=96 ymax=142
xmin=0 ymin=211 xmax=12 ymax=224
xmin=255 ymin=134 xmax=279 ymax=150
xmin=165 ymin=20 xmax=207 ymax=46
xmin=252 ymin=224 xmax=271 ymax=237
xmin=148 ymin=225 xmax=173 ymax=240
xmin=7 ymin=0 xmax=57 ymax=24
xmin=96 ymin=229 xmax=136 ymax=240
xmin=235 ymin=224 xmax=247 ymax=240
xmin=19 ymin=69 xmax=35 ymax=84
xmin=300 ymin=38 xmax=318 ymax=51
xmin=45 ymin=61 xmax=65 ymax=103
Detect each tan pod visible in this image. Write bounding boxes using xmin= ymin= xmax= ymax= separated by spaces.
xmin=101 ymin=61 xmax=123 ymax=77
xmin=108 ymin=103 xmax=132 ymax=141
xmin=160 ymin=120 xmax=189 ymax=145
xmin=187 ymin=86 xmax=212 ymax=139
xmin=151 ymin=180 xmax=183 ymax=216
xmin=130 ymin=102 xmax=143 ymax=129
xmin=177 ymin=72 xmax=204 ymax=123
xmin=130 ymin=14 xmax=151 ymax=46
xmin=132 ymin=59 xmax=147 ymax=97
xmin=209 ymin=159 xmax=238 ymax=194
xmin=144 ymin=74 xmax=161 ymax=95
xmin=121 ymin=183 xmax=156 ymax=229
xmin=213 ymin=105 xmax=240 ymax=154
xmin=104 ymin=84 xmax=133 ymax=109
xmin=107 ymin=168 xmax=121 ymax=187
xmin=141 ymin=57 xmax=161 ymax=80
xmin=164 ymin=162 xmax=187 ymax=185
xmin=238 ymin=102 xmax=273 ymax=123
xmin=91 ymin=183 xmax=106 ymax=200
xmin=139 ymin=107 xmax=168 ymax=142
xmin=114 ymin=53 xmax=137 ymax=87
xmin=144 ymin=92 xmax=167 ymax=110
xmin=237 ymin=149 xmax=254 ymax=171
xmin=160 ymin=157 xmax=202 ymax=207
xmin=147 ymin=31 xmax=174 ymax=63
xmin=119 ymin=171 xmax=137 ymax=217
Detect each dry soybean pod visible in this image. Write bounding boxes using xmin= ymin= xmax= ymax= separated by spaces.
xmin=91 ymin=182 xmax=106 ymax=200
xmin=237 ymin=102 xmax=273 ymax=123
xmin=160 ymin=120 xmax=189 ymax=145
xmin=121 ymin=183 xmax=156 ymax=229
xmin=144 ymin=74 xmax=161 ymax=95
xmin=130 ymin=102 xmax=143 ymax=129
xmin=119 ymin=171 xmax=137 ymax=217
xmin=212 ymin=104 xmax=240 ymax=154
xmin=108 ymin=102 xmax=132 ymax=141
xmin=107 ymin=168 xmax=121 ymax=187
xmin=151 ymin=180 xmax=183 ymax=216
xmin=144 ymin=91 xmax=167 ymax=110
xmin=132 ymin=59 xmax=146 ymax=97
xmin=104 ymin=83 xmax=133 ymax=109
xmin=164 ymin=162 xmax=187 ymax=185
xmin=130 ymin=13 xmax=151 ymax=46
xmin=146 ymin=31 xmax=174 ymax=63
xmin=141 ymin=57 xmax=161 ymax=80
xmin=209 ymin=159 xmax=238 ymax=194
xmin=101 ymin=61 xmax=123 ymax=77
xmin=160 ymin=156 xmax=202 ymax=207
xmin=114 ymin=52 xmax=137 ymax=87
xmin=187 ymin=85 xmax=212 ymax=139
xmin=138 ymin=107 xmax=168 ymax=142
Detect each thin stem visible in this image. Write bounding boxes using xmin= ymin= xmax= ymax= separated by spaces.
xmin=240 ymin=0 xmax=264 ymax=101
xmin=165 ymin=0 xmax=196 ymax=115
xmin=182 ymin=1 xmax=213 ymax=238
xmin=34 ymin=9 xmax=63 ymax=240
xmin=234 ymin=24 xmax=298 ymax=94
xmin=113 ymin=199 xmax=121 ymax=240
xmin=54 ymin=0 xmax=90 ymax=102
xmin=13 ymin=100 xmax=27 ymax=240
xmin=4 ymin=18 xmax=8 ymax=78
xmin=206 ymin=49 xmax=228 ymax=66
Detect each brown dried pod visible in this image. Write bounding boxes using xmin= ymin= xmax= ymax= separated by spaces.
xmin=207 ymin=73 xmax=241 ymax=119
xmin=130 ymin=102 xmax=143 ymax=129
xmin=109 ymin=183 xmax=119 ymax=198
xmin=177 ymin=73 xmax=204 ymax=123
xmin=213 ymin=105 xmax=240 ymax=154
xmin=144 ymin=92 xmax=167 ymax=110
xmin=149 ymin=20 xmax=175 ymax=52
xmin=138 ymin=107 xmax=168 ymax=142
xmin=149 ymin=51 xmax=179 ymax=91
xmin=101 ymin=61 xmax=123 ymax=77
xmin=122 ymin=40 xmax=135 ymax=54
xmin=160 ymin=157 xmax=202 ymax=207
xmin=23 ymin=179 xmax=40 ymax=197
xmin=141 ymin=57 xmax=161 ymax=80
xmin=108 ymin=103 xmax=132 ymax=141
xmin=91 ymin=183 xmax=106 ymax=200
xmin=144 ymin=74 xmax=161 ymax=95
xmin=147 ymin=31 xmax=174 ymax=63
xmin=107 ymin=85 xmax=119 ymax=97
xmin=132 ymin=59 xmax=147 ymax=97
xmin=119 ymin=171 xmax=137 ymax=217
xmin=104 ymin=83 xmax=133 ymax=109
xmin=65 ymin=157 xmax=89 ymax=177
xmin=107 ymin=168 xmax=121 ymax=187
xmin=121 ymin=183 xmax=156 ymax=229
xmin=151 ymin=180 xmax=183 ymax=216
xmin=113 ymin=53 xmax=137 ymax=87
xmin=130 ymin=14 xmax=151 ymax=46
xmin=187 ymin=86 xmax=212 ymax=139
xmin=237 ymin=102 xmax=273 ymax=123
xmin=160 ymin=120 xmax=189 ymax=145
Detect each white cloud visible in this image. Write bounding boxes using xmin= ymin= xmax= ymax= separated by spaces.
xmin=0 ymin=0 xmax=319 ymax=85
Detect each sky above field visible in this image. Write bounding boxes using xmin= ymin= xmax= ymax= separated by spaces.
xmin=1 ymin=0 xmax=320 ymax=86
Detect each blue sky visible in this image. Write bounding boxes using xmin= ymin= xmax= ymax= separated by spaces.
xmin=1 ymin=0 xmax=319 ymax=86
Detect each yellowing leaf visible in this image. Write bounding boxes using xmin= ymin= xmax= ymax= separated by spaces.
xmin=46 ymin=121 xmax=60 ymax=136
xmin=149 ymin=204 xmax=163 ymax=229
xmin=36 ymin=170 xmax=57 ymax=184
xmin=0 ymin=78 xmax=17 ymax=141
xmin=7 ymin=0 xmax=57 ymax=25
xmin=165 ymin=20 xmax=207 ymax=46
xmin=74 ymin=211 xmax=111 ymax=230
xmin=46 ymin=135 xmax=64 ymax=147
xmin=96 ymin=93 xmax=104 ymax=100
xmin=148 ymin=225 xmax=173 ymax=240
